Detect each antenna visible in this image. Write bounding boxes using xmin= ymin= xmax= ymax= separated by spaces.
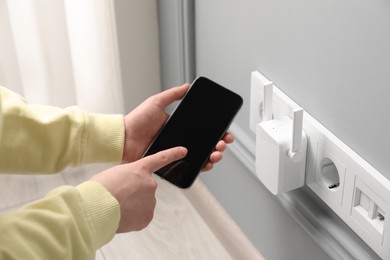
xmin=289 ymin=107 xmax=304 ymax=160
xmin=263 ymin=83 xmax=273 ymax=121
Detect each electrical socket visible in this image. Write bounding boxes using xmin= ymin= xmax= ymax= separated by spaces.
xmin=250 ymin=71 xmax=390 ymax=259
xmin=313 ymin=142 xmax=346 ymax=210
xmin=303 ymin=97 xmax=390 ymax=259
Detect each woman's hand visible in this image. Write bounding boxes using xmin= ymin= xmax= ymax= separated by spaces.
xmin=121 ymin=83 xmax=234 ymax=172
xmin=92 ymin=147 xmax=188 ymax=233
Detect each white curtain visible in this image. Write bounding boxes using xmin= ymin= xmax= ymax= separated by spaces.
xmin=0 ymin=0 xmax=124 ymax=114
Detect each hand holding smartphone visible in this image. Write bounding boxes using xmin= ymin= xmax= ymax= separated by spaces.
xmin=143 ymin=77 xmax=243 ymax=189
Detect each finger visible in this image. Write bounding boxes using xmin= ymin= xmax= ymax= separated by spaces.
xmin=209 ymin=151 xmax=223 ymax=164
xmin=202 ymin=162 xmax=213 ymax=172
xmin=156 ymin=83 xmax=190 ymax=107
xmin=140 ymin=147 xmax=188 ymax=173
xmin=215 ymin=140 xmax=227 ymax=152
xmin=201 ymin=151 xmax=223 ymax=172
xmin=222 ymin=132 xmax=235 ymax=144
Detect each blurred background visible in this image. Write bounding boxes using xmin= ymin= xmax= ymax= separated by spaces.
xmin=2 ymin=0 xmax=390 ymax=259
xmin=0 ymin=0 xmax=161 ymax=114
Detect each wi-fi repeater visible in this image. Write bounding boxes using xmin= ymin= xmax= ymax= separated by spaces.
xmin=256 ymin=84 xmax=307 ymax=195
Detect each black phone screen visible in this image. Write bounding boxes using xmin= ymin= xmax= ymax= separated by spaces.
xmin=143 ymin=77 xmax=243 ymax=188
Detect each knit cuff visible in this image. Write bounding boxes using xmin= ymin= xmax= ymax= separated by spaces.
xmin=77 ymin=181 xmax=120 ymax=249
xmin=82 ymin=113 xmax=124 ymax=164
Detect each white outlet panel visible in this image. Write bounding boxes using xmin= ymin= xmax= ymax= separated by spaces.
xmin=250 ymin=71 xmax=390 ymax=259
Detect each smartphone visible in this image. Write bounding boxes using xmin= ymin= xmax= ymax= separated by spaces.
xmin=143 ymin=77 xmax=243 ymax=189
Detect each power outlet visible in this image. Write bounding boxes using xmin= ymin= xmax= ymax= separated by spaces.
xmin=313 ymin=142 xmax=346 ymax=209
xmin=304 ymin=102 xmax=390 ymax=259
xmin=250 ymin=71 xmax=390 ymax=259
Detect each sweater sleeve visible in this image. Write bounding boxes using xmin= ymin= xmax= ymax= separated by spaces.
xmin=0 ymin=181 xmax=120 ymax=260
xmin=0 ymin=87 xmax=125 ymax=174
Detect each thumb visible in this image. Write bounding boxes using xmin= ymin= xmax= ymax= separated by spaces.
xmin=139 ymin=147 xmax=188 ymax=173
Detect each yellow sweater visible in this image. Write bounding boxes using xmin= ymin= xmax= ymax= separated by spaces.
xmin=0 ymin=87 xmax=124 ymax=259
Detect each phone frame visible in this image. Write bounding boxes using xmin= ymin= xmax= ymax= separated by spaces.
xmin=143 ymin=77 xmax=243 ymax=188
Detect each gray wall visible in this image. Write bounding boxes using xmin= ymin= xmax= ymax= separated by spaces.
xmin=196 ymin=0 xmax=390 ymax=176
xmin=195 ymin=0 xmax=390 ymax=259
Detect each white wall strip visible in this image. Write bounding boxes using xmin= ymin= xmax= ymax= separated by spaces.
xmin=228 ymin=122 xmax=380 ymax=260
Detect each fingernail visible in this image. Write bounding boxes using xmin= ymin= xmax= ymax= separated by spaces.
xmin=179 ymin=147 xmax=188 ymax=156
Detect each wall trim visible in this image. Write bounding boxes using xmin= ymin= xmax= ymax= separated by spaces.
xmin=228 ymin=122 xmax=379 ymax=260
xmin=157 ymin=0 xmax=195 ymax=90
